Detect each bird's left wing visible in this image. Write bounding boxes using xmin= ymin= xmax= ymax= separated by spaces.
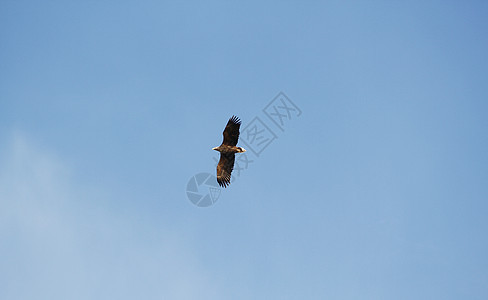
xmin=222 ymin=115 xmax=241 ymax=146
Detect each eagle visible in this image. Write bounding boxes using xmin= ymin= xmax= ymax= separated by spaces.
xmin=212 ymin=115 xmax=246 ymax=188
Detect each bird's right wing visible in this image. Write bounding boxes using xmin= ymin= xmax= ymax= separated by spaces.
xmin=216 ymin=152 xmax=235 ymax=188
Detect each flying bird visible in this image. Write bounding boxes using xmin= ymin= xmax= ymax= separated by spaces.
xmin=212 ymin=115 xmax=246 ymax=188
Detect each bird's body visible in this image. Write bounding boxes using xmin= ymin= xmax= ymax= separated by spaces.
xmin=212 ymin=116 xmax=246 ymax=188
xmin=212 ymin=145 xmax=246 ymax=153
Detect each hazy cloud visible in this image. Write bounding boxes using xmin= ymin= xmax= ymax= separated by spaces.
xmin=0 ymin=132 xmax=220 ymax=300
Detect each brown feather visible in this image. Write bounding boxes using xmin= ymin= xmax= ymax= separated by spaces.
xmin=222 ymin=115 xmax=241 ymax=146
xmin=216 ymin=153 xmax=235 ymax=188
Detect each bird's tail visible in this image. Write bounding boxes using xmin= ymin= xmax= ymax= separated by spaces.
xmin=236 ymin=147 xmax=246 ymax=153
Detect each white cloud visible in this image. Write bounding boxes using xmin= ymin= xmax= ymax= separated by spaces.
xmin=0 ymin=132 xmax=220 ymax=300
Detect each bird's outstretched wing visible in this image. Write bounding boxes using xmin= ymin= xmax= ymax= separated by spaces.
xmin=216 ymin=152 xmax=235 ymax=188
xmin=222 ymin=115 xmax=241 ymax=146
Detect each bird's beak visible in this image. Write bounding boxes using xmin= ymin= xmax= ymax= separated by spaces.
xmin=212 ymin=147 xmax=217 ymax=151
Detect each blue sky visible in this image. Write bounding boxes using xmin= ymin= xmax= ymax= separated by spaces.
xmin=1 ymin=1 xmax=488 ymax=299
